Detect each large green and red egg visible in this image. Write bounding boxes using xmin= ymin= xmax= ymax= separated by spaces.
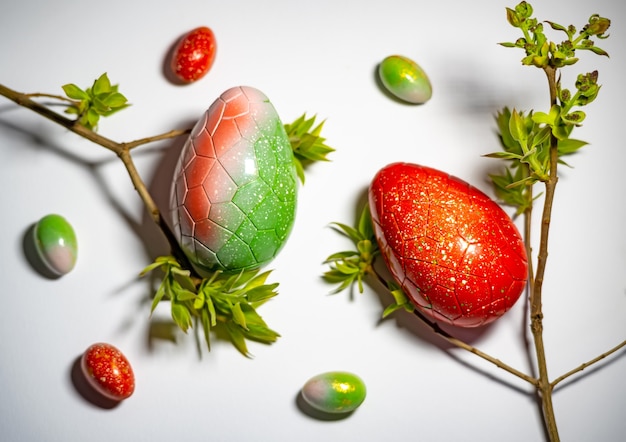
xmin=170 ymin=86 xmax=297 ymax=274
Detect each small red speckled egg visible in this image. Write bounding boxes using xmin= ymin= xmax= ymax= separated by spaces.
xmin=170 ymin=26 xmax=217 ymax=83
xmin=81 ymin=343 xmax=135 ymax=401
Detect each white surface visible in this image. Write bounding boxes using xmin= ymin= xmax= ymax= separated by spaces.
xmin=1 ymin=1 xmax=625 ymax=441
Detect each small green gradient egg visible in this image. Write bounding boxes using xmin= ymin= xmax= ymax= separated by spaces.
xmin=301 ymin=371 xmax=366 ymax=414
xmin=33 ymin=214 xmax=77 ymax=276
xmin=379 ymin=55 xmax=432 ymax=104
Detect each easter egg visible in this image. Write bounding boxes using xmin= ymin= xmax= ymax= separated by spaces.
xmin=81 ymin=343 xmax=135 ymax=401
xmin=301 ymin=371 xmax=366 ymax=414
xmin=170 ymin=26 xmax=217 ymax=83
xmin=378 ymin=55 xmax=432 ymax=104
xmin=368 ymin=162 xmax=528 ymax=327
xmin=170 ymin=86 xmax=298 ymax=274
xmin=33 ymin=214 xmax=77 ymax=276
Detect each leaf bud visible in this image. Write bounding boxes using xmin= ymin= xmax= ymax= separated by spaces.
xmin=506 ymin=7 xmax=522 ymax=28
xmin=582 ymin=15 xmax=611 ymax=37
xmin=515 ymin=1 xmax=533 ymax=19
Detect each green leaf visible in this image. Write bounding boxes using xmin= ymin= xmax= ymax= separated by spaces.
xmin=101 ymin=92 xmax=128 ymax=108
xmin=585 ymin=46 xmax=609 ymax=57
xmin=200 ymin=308 xmax=212 ymax=350
xmin=225 ymin=322 xmax=250 ymax=357
xmin=205 ymin=293 xmax=217 ymax=327
xmin=324 ymin=250 xmax=359 ymax=262
xmin=150 ymin=282 xmax=166 ymax=314
xmin=484 ymin=151 xmax=524 ymax=160
xmin=505 ymin=7 xmax=522 ymax=28
xmin=62 ymin=83 xmax=88 ymax=100
xmin=175 ymin=288 xmax=197 ymax=302
xmin=232 ymin=302 xmax=247 ymax=329
xmin=246 ymin=284 xmax=279 ymax=303
xmin=243 ymin=323 xmax=281 ymax=344
xmin=531 ymin=125 xmax=552 ymax=148
xmin=357 ymin=203 xmax=374 ymax=239
xmin=171 ymin=267 xmax=197 ymax=292
xmin=558 ymin=138 xmax=588 ymax=155
xmin=508 ymin=109 xmax=529 ymax=148
xmin=193 ymin=291 xmax=205 ymax=310
xmin=171 ymin=302 xmax=193 ymax=333
xmin=331 ymin=222 xmax=364 ymax=243
xmin=284 ymin=113 xmax=335 ymax=184
xmin=92 ymin=73 xmax=112 ymax=95
xmin=140 ymin=259 xmax=166 ymax=276
xmin=545 ymin=20 xmax=568 ymax=34
xmin=85 ymin=108 xmax=100 ymax=129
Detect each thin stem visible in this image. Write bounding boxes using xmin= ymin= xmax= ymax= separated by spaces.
xmin=25 ymin=92 xmax=77 ymax=104
xmin=529 ymin=65 xmax=560 ymax=442
xmin=524 ymin=178 xmax=535 ymax=290
xmin=551 ymin=338 xmax=626 ymax=388
xmin=370 ymin=267 xmax=537 ymax=386
xmin=123 ymin=129 xmax=191 ymax=150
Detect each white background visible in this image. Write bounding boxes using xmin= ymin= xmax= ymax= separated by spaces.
xmin=1 ymin=1 xmax=624 ymax=441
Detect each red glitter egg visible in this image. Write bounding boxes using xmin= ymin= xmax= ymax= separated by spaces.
xmin=81 ymin=343 xmax=135 ymax=401
xmin=368 ymin=162 xmax=528 ymax=327
xmin=170 ymin=26 xmax=217 ymax=83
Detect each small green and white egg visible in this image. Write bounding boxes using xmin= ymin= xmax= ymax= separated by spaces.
xmin=378 ymin=55 xmax=432 ymax=104
xmin=33 ymin=214 xmax=77 ymax=276
xmin=301 ymin=371 xmax=366 ymax=414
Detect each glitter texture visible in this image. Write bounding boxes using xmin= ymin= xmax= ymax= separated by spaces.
xmin=301 ymin=371 xmax=367 ymax=414
xmin=369 ymin=162 xmax=528 ymax=327
xmin=170 ymin=86 xmax=297 ymax=273
xmin=378 ymin=55 xmax=432 ymax=104
xmin=81 ymin=343 xmax=135 ymax=401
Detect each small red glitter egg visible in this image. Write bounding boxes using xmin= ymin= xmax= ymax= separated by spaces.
xmin=81 ymin=343 xmax=135 ymax=401
xmin=170 ymin=26 xmax=217 ymax=83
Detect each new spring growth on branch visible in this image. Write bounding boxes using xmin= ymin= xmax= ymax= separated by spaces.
xmin=487 ymin=2 xmax=610 ymax=212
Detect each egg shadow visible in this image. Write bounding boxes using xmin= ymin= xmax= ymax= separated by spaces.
xmin=294 ymin=390 xmax=355 ymax=421
xmin=69 ymin=355 xmax=120 ymax=410
xmin=162 ymin=32 xmax=187 ymax=85
xmin=139 ymin=119 xmax=247 ymax=357
xmin=21 ymin=222 xmax=62 ymax=280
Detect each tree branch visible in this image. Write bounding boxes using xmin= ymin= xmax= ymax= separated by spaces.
xmin=0 ymin=82 xmax=191 ymax=266
xmin=551 ymin=339 xmax=626 ymax=388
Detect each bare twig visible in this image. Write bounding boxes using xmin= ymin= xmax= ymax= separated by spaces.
xmin=551 ymin=339 xmax=626 ymax=388
xmin=370 ymin=266 xmax=537 ymax=385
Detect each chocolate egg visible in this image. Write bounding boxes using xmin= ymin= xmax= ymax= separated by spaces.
xmin=33 ymin=214 xmax=77 ymax=276
xmin=301 ymin=371 xmax=366 ymax=414
xmin=369 ymin=162 xmax=528 ymax=327
xmin=81 ymin=343 xmax=135 ymax=401
xmin=379 ymin=55 xmax=432 ymax=104
xmin=170 ymin=86 xmax=298 ymax=274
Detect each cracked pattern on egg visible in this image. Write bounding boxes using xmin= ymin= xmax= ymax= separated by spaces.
xmin=369 ymin=162 xmax=528 ymax=327
xmin=170 ymin=86 xmax=297 ymax=273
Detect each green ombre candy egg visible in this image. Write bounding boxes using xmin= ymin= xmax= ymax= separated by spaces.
xmin=379 ymin=55 xmax=432 ymax=104
xmin=301 ymin=371 xmax=366 ymax=414
xmin=33 ymin=214 xmax=77 ymax=276
xmin=170 ymin=86 xmax=298 ymax=274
